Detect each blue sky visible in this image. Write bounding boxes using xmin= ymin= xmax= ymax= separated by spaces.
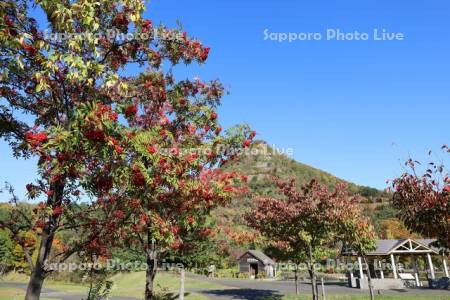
xmin=1 ymin=0 xmax=450 ymax=199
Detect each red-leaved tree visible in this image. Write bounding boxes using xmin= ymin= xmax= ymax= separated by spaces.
xmin=391 ymin=146 xmax=450 ymax=252
xmin=245 ymin=178 xmax=375 ymax=300
xmin=76 ymin=104 xmax=254 ymax=299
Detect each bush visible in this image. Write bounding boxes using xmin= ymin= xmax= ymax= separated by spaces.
xmin=237 ymin=272 xmax=249 ymax=279
xmin=215 ymin=268 xmax=239 ymax=278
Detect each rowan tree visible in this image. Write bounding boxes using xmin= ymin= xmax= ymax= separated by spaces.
xmin=391 ymin=146 xmax=450 ymax=252
xmin=245 ymin=178 xmax=372 ymax=300
xmin=1 ymin=1 xmax=255 ymax=299
xmin=77 ymin=120 xmax=253 ymax=300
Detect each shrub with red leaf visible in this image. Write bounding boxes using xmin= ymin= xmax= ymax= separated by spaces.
xmin=391 ymin=147 xmax=450 ymax=251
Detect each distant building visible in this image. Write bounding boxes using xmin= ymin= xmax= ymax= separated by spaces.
xmin=341 ymin=238 xmax=447 ymax=290
xmin=237 ymin=250 xmax=276 ymax=279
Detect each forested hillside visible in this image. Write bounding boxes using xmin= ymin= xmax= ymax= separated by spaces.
xmin=224 ymin=140 xmax=387 ymax=200
xmin=213 ymin=140 xmax=412 ymax=249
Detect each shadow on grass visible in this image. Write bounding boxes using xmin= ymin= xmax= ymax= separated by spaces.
xmin=156 ymin=292 xmax=200 ymax=300
xmin=389 ymin=289 xmax=409 ymax=293
xmin=322 ymin=281 xmax=348 ymax=287
xmin=201 ymin=288 xmax=283 ymax=300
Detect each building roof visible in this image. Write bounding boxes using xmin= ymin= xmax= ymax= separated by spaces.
xmin=238 ymin=250 xmax=276 ymax=265
xmin=342 ymin=238 xmax=439 ymax=256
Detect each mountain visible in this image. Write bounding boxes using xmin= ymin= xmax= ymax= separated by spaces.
xmin=223 ymin=140 xmax=388 ymax=201
xmin=213 ymin=140 xmax=391 ymax=242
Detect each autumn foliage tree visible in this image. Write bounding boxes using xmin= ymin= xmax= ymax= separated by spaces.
xmin=391 ymin=146 xmax=450 ymax=252
xmin=77 ymin=87 xmax=253 ymax=299
xmin=0 ymin=186 xmax=37 ymax=274
xmin=340 ymin=208 xmax=376 ymax=300
xmin=245 ymin=178 xmax=375 ymax=300
xmin=1 ymin=0 xmax=132 ymax=294
xmin=1 ymin=0 xmax=253 ymax=299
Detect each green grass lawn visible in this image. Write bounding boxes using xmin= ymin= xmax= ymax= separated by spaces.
xmin=108 ymin=271 xmax=223 ymax=299
xmin=0 ymin=286 xmax=59 ymax=300
xmin=0 ymin=286 xmax=26 ymax=300
xmin=0 ymin=271 xmax=220 ymax=299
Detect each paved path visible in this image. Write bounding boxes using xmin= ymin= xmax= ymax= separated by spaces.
xmin=188 ymin=275 xmax=450 ymax=300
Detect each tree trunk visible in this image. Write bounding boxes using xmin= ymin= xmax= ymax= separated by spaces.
xmin=320 ymin=277 xmax=326 ymax=300
xmin=363 ymin=256 xmax=375 ymax=300
xmin=294 ymin=265 xmax=299 ymax=295
xmin=307 ymin=245 xmax=318 ymax=300
xmin=25 ymin=228 xmax=54 ymax=300
xmin=179 ymin=267 xmax=185 ymax=300
xmin=308 ymin=269 xmax=318 ymax=300
xmin=25 ymin=181 xmax=64 ymax=300
xmin=145 ymin=250 xmax=157 ymax=300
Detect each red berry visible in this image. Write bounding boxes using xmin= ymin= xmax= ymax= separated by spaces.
xmin=170 ymin=147 xmax=179 ymax=156
xmin=4 ymin=15 xmax=14 ymax=27
xmin=200 ymin=47 xmax=210 ymax=61
xmin=124 ymin=104 xmax=137 ymax=117
xmin=113 ymin=210 xmax=125 ymax=219
xmin=171 ymin=239 xmax=181 ymax=250
xmin=25 ymin=131 xmax=48 ymax=147
xmin=112 ymin=13 xmax=128 ymax=27
xmin=52 ymin=206 xmax=63 ymax=216
xmin=185 ymin=152 xmax=198 ymax=164
xmin=147 ymin=145 xmax=157 ymax=154
xmin=171 ymin=225 xmax=180 ymax=234
xmin=115 ymin=145 xmax=123 ymax=153
xmin=26 ymin=183 xmax=33 ymax=192
xmin=142 ymin=19 xmax=152 ymax=33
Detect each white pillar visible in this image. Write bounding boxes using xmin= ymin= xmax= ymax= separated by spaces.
xmin=320 ymin=277 xmax=326 ymax=300
xmin=349 ymin=271 xmax=355 ymax=287
xmin=413 ymin=256 xmax=420 ymax=287
xmin=426 ymin=253 xmax=435 ymax=280
xmin=378 ymin=260 xmax=384 ymax=279
xmin=358 ymin=257 xmax=364 ymax=279
xmin=442 ymin=256 xmax=449 ymax=278
xmin=179 ymin=267 xmax=185 ymax=300
xmin=390 ymin=254 xmax=398 ymax=279
xmin=414 ymin=273 xmax=420 ymax=287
